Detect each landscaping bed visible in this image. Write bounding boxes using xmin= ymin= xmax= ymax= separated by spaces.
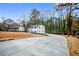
xmin=66 ymin=35 xmax=79 ymax=56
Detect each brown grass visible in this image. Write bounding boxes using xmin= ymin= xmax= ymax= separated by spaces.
xmin=66 ymin=35 xmax=79 ymax=56
xmin=0 ymin=32 xmax=46 ymax=41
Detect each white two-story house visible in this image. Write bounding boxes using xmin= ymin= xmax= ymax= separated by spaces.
xmin=28 ymin=25 xmax=45 ymax=34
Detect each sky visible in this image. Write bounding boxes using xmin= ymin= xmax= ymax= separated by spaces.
xmin=0 ymin=3 xmax=56 ymax=22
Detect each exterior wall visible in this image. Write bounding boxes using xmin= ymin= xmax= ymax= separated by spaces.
xmin=8 ymin=27 xmax=19 ymax=32
xmin=28 ymin=25 xmax=45 ymax=34
xmin=19 ymin=26 xmax=25 ymax=32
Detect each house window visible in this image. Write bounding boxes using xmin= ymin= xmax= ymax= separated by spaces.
xmin=34 ymin=27 xmax=36 ymax=29
xmin=35 ymin=31 xmax=36 ymax=33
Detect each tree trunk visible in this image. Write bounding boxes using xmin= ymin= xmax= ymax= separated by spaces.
xmin=67 ymin=30 xmax=70 ymax=37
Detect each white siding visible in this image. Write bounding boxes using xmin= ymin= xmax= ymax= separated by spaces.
xmin=19 ymin=27 xmax=25 ymax=32
xmin=28 ymin=25 xmax=45 ymax=34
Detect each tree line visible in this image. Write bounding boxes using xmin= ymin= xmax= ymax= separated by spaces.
xmin=27 ymin=3 xmax=79 ymax=36
xmin=0 ymin=3 xmax=79 ymax=37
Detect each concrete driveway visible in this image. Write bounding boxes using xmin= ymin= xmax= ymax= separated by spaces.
xmin=0 ymin=34 xmax=69 ymax=56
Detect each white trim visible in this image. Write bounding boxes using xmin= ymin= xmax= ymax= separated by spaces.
xmin=28 ymin=25 xmax=45 ymax=34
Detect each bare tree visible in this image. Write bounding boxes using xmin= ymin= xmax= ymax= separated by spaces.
xmin=30 ymin=9 xmax=40 ymax=25
xmin=3 ymin=19 xmax=15 ymax=31
xmin=56 ymin=3 xmax=79 ymax=36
